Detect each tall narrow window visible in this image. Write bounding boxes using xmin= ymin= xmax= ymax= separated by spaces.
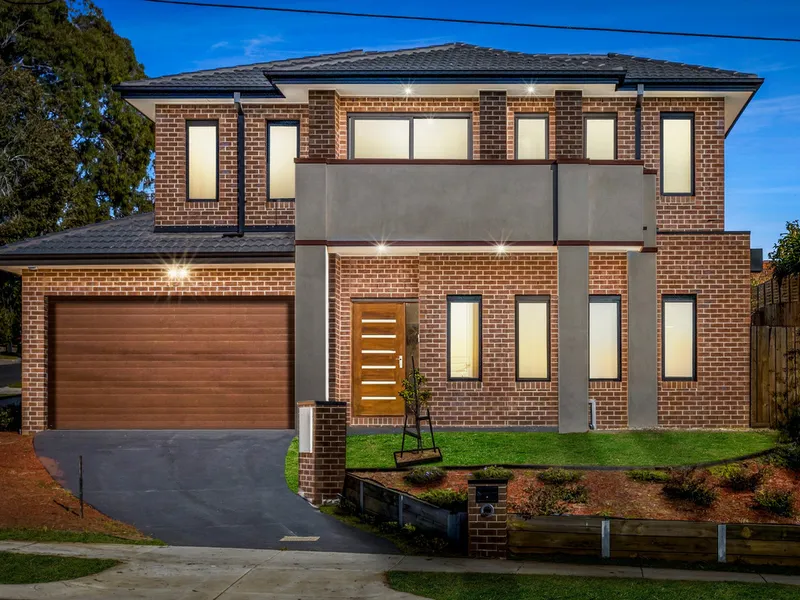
xmin=515 ymin=114 xmax=548 ymax=159
xmin=661 ymin=113 xmax=695 ymax=195
xmin=267 ymin=121 xmax=299 ymax=201
xmin=447 ymin=296 xmax=481 ymax=380
xmin=186 ymin=121 xmax=218 ymax=201
xmin=516 ymin=296 xmax=550 ymax=380
xmin=584 ymin=114 xmax=617 ymax=160
xmin=589 ymin=296 xmax=620 ymax=380
xmin=349 ymin=115 xmax=470 ymax=159
xmin=663 ymin=295 xmax=696 ymax=380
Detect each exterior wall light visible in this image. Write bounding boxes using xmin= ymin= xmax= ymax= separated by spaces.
xmin=526 ymin=85 xmax=536 ymax=94
xmin=376 ymin=243 xmax=388 ymax=254
xmin=167 ymin=266 xmax=189 ymax=280
xmin=403 ymin=86 xmax=413 ymax=95
xmin=495 ymin=244 xmax=508 ymax=255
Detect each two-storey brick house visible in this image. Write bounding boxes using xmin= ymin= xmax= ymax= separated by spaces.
xmin=0 ymin=43 xmax=762 ymax=433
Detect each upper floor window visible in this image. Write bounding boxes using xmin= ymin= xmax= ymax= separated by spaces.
xmin=584 ymin=114 xmax=617 ymax=160
xmin=589 ymin=295 xmax=621 ymax=381
xmin=186 ymin=120 xmax=218 ymax=201
xmin=660 ymin=113 xmax=695 ymax=195
xmin=663 ymin=295 xmax=696 ymax=380
xmin=515 ymin=114 xmax=549 ymax=160
xmin=349 ymin=115 xmax=470 ymax=160
xmin=447 ymin=295 xmax=481 ymax=380
xmin=267 ymin=121 xmax=299 ymax=201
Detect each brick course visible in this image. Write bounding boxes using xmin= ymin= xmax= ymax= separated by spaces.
xmin=554 ymin=90 xmax=583 ymax=158
xmin=479 ymin=91 xmax=507 ymax=160
xmin=20 ymin=266 xmax=295 ymax=433
xmin=297 ymin=401 xmax=347 ymax=505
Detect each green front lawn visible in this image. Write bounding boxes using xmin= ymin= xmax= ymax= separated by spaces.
xmin=0 ymin=552 xmax=119 ymax=585
xmin=347 ymin=431 xmax=777 ymax=469
xmin=387 ymin=572 xmax=798 ymax=600
xmin=0 ymin=528 xmax=164 ymax=545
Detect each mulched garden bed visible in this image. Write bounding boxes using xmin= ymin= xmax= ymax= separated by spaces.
xmin=0 ymin=432 xmax=150 ymax=539
xmin=362 ymin=464 xmax=800 ymax=525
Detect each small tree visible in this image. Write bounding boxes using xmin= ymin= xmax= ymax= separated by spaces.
xmin=398 ymin=369 xmax=432 ymax=412
xmin=770 ymin=220 xmax=800 ymax=280
xmin=776 ymin=349 xmax=800 ymax=445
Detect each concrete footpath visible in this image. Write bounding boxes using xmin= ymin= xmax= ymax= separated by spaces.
xmin=1 ymin=542 xmax=799 ymax=600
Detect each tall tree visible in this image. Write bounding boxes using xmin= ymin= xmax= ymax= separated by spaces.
xmin=0 ymin=0 xmax=153 ymax=347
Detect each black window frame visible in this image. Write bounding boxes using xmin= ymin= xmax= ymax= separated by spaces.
xmin=347 ymin=113 xmax=473 ymax=160
xmin=515 ymin=295 xmax=551 ymax=382
xmin=185 ymin=119 xmax=219 ymax=203
xmin=514 ymin=113 xmax=550 ymax=160
xmin=660 ymin=112 xmax=696 ymax=197
xmin=583 ymin=113 xmax=618 ymax=160
xmin=589 ymin=295 xmax=622 ymax=382
xmin=266 ymin=119 xmax=301 ymax=202
xmin=661 ymin=294 xmax=698 ymax=382
xmin=446 ymin=295 xmax=482 ymax=382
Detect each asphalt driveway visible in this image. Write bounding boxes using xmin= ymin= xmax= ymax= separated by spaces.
xmin=34 ymin=430 xmax=397 ymax=553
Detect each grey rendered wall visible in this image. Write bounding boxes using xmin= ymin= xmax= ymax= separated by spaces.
xmin=627 ymin=251 xmax=658 ymax=428
xmin=295 ymin=245 xmax=329 ymax=405
xmin=558 ymin=245 xmax=589 ymax=433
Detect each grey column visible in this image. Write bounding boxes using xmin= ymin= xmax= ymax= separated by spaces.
xmin=295 ymin=245 xmax=329 ymax=407
xmin=627 ymin=251 xmax=658 ymax=428
xmin=558 ymin=245 xmax=589 ymax=433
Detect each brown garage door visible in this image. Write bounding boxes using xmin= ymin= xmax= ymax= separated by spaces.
xmin=48 ymin=297 xmax=294 ymax=429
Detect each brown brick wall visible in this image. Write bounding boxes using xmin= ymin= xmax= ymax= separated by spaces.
xmin=297 ymin=401 xmax=347 ymax=505
xmin=308 ymin=90 xmax=340 ymax=160
xmin=20 ymin=266 xmax=295 ymax=433
xmin=554 ymin=90 xmax=583 ymax=158
xmin=657 ymin=233 xmax=751 ymax=428
xmin=479 ymin=91 xmax=507 ymax=160
xmin=155 ymin=103 xmax=308 ymax=228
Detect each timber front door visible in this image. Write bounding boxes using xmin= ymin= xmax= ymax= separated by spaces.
xmin=352 ymin=302 xmax=406 ymax=416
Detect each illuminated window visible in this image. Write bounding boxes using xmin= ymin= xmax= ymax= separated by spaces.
xmin=516 ymin=296 xmax=550 ymax=380
xmin=349 ymin=115 xmax=470 ymax=159
xmin=584 ymin=114 xmax=616 ymax=160
xmin=186 ymin=121 xmax=218 ymax=201
xmin=663 ymin=295 xmax=696 ymax=380
xmin=589 ymin=296 xmax=620 ymax=380
xmin=661 ymin=113 xmax=694 ymax=195
xmin=267 ymin=121 xmax=299 ymax=200
xmin=515 ymin=114 xmax=548 ymax=160
xmin=447 ymin=296 xmax=481 ymax=380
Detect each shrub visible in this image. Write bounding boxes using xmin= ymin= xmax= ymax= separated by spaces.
xmin=416 ymin=488 xmax=468 ymax=512
xmin=662 ymin=468 xmax=718 ymax=507
xmin=560 ymin=484 xmax=589 ymax=504
xmin=537 ymin=468 xmax=583 ymax=485
xmin=627 ymin=469 xmax=670 ymax=483
xmin=513 ymin=483 xmax=588 ymax=517
xmin=712 ymin=463 xmax=767 ymax=492
xmin=0 ymin=404 xmax=21 ymax=432
xmin=754 ymin=487 xmax=796 ymax=517
xmin=470 ymin=466 xmax=514 ymax=481
xmin=404 ymin=465 xmax=446 ymax=485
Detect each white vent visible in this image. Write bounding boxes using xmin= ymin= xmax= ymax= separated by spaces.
xmin=299 ymin=405 xmax=314 ymax=453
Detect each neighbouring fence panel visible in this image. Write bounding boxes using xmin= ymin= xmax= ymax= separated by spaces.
xmin=343 ymin=473 xmax=467 ymax=545
xmin=508 ymin=515 xmax=602 ymax=557
xmin=727 ymin=524 xmax=800 ymax=567
xmin=750 ymin=326 xmax=800 ymax=428
xmin=609 ymin=519 xmax=717 ymax=563
xmin=752 ymin=275 xmax=800 ymax=326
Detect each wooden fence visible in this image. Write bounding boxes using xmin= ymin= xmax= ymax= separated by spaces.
xmin=342 ymin=473 xmax=467 ymax=545
xmin=508 ymin=515 xmax=800 ymax=566
xmin=750 ymin=326 xmax=800 ymax=428
xmin=752 ymin=275 xmax=800 ymax=326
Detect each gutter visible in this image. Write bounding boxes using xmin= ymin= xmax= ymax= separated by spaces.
xmin=0 ymin=252 xmax=295 ymax=268
xmin=235 ymin=92 xmax=246 ymax=236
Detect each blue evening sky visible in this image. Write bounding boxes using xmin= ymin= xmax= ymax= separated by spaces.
xmin=96 ymin=0 xmax=800 ymax=253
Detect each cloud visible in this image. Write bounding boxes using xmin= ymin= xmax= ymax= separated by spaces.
xmin=732 ymin=94 xmax=800 ymax=134
xmin=243 ymin=34 xmax=283 ymax=58
xmin=210 ymin=41 xmax=229 ymax=51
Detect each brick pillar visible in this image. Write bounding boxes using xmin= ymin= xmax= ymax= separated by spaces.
xmin=555 ymin=90 xmax=583 ymax=159
xmin=468 ymin=478 xmax=508 ymax=559
xmin=479 ymin=90 xmax=507 ymax=160
xmin=308 ymin=90 xmax=340 ymax=159
xmin=297 ymin=400 xmax=347 ymax=505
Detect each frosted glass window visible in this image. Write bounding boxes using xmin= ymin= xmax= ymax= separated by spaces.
xmin=448 ymin=297 xmax=481 ymax=379
xmin=413 ymin=117 xmax=469 ymax=159
xmin=664 ymin=296 xmax=696 ymax=379
xmin=516 ymin=116 xmax=548 ymax=159
xmin=585 ymin=116 xmax=616 ymax=160
xmin=661 ymin=115 xmax=694 ymax=194
xmin=589 ymin=297 xmax=620 ymax=380
xmin=517 ymin=298 xmax=549 ymax=379
xmin=187 ymin=123 xmax=217 ymax=200
xmin=352 ymin=119 xmax=410 ymax=159
xmin=268 ymin=122 xmax=298 ymax=200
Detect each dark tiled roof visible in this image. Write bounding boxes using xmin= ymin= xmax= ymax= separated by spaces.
xmin=0 ymin=213 xmax=294 ymax=264
xmin=117 ymin=43 xmax=760 ymax=92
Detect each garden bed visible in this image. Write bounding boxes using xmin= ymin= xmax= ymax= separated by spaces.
xmin=360 ymin=463 xmax=800 ymax=525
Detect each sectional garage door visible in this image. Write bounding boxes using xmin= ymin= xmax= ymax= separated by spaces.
xmin=48 ymin=297 xmax=294 ymax=429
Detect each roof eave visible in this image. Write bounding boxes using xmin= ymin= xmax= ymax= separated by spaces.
xmin=114 ymin=86 xmax=285 ymax=99
xmin=0 ymin=251 xmax=295 ymax=268
xmin=266 ymin=70 xmax=627 ymax=85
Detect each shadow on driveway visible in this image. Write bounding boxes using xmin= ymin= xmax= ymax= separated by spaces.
xmin=35 ymin=430 xmax=398 ymax=554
